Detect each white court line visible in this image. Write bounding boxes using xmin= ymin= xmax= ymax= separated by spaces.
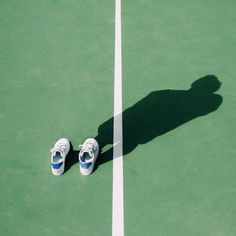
xmin=112 ymin=0 xmax=124 ymax=235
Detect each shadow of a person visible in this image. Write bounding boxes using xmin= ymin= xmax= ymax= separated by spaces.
xmin=95 ymin=75 xmax=223 ymax=166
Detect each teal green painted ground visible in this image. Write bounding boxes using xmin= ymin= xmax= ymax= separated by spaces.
xmin=1 ymin=1 xmax=236 ymax=236
xmin=0 ymin=1 xmax=114 ymax=235
xmin=123 ymin=1 xmax=236 ymax=235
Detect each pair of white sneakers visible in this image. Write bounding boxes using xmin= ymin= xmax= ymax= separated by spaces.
xmin=50 ymin=138 xmax=99 ymax=176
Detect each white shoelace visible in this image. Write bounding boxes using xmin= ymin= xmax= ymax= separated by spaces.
xmin=79 ymin=142 xmax=94 ymax=160
xmin=51 ymin=144 xmax=67 ymax=157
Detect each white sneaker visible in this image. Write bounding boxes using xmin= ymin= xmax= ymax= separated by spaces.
xmin=78 ymin=138 xmax=99 ymax=175
xmin=50 ymin=138 xmax=70 ymax=176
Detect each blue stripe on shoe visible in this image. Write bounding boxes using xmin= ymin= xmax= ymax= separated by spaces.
xmin=80 ymin=162 xmax=92 ymax=169
xmin=52 ymin=162 xmax=63 ymax=169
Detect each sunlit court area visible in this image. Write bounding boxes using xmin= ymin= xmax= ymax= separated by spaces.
xmin=1 ymin=1 xmax=236 ymax=235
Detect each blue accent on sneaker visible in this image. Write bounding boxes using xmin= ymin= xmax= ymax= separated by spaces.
xmin=52 ymin=162 xmax=63 ymax=169
xmin=80 ymin=162 xmax=92 ymax=169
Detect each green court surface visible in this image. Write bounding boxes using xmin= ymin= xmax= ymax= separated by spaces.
xmin=1 ymin=1 xmax=236 ymax=236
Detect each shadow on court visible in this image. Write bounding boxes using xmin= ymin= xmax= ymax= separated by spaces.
xmin=95 ymin=75 xmax=223 ymax=167
xmin=65 ymin=142 xmax=79 ymax=173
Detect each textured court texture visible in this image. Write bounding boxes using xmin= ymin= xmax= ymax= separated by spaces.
xmin=1 ymin=1 xmax=236 ymax=235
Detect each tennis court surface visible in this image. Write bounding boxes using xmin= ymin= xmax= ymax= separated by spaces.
xmin=1 ymin=1 xmax=236 ymax=235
